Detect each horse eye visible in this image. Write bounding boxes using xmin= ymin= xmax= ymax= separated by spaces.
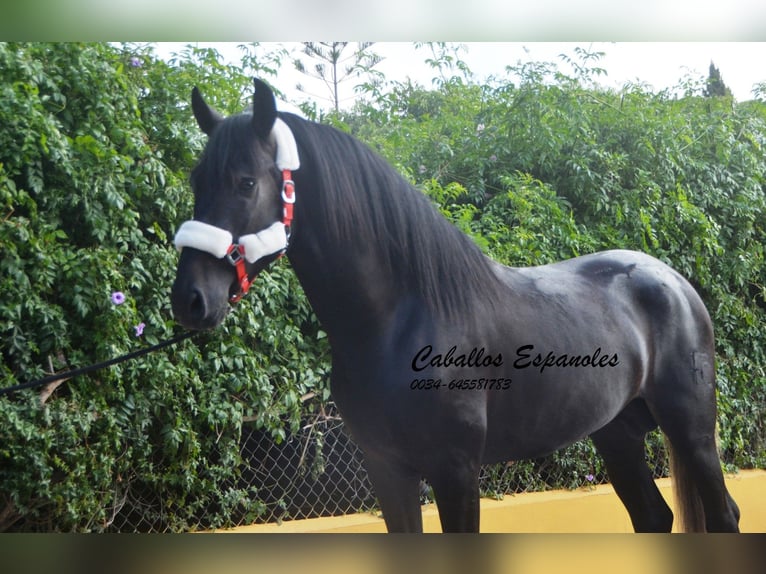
xmin=238 ymin=177 xmax=256 ymax=193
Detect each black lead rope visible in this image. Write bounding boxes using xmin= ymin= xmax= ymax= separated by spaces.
xmin=0 ymin=331 xmax=198 ymax=398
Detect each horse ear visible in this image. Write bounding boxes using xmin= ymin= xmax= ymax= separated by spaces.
xmin=191 ymin=86 xmax=223 ymax=136
xmin=251 ymin=78 xmax=277 ymax=138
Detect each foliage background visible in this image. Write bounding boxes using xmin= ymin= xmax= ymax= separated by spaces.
xmin=1 ymin=42 xmax=764 ymax=531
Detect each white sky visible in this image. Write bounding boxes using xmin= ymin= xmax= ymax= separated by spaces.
xmin=152 ymin=42 xmax=766 ymax=111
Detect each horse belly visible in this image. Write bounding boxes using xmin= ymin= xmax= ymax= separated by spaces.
xmin=481 ymin=260 xmax=653 ymax=462
xmin=482 ymin=362 xmax=639 ymax=463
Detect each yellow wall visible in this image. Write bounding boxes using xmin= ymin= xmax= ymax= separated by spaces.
xmin=220 ymin=470 xmax=765 ymax=533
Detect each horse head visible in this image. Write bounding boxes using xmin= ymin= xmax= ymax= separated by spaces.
xmin=171 ymin=79 xmax=297 ymax=330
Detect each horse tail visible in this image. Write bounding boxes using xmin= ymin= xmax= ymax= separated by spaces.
xmin=664 ymin=436 xmax=706 ymax=532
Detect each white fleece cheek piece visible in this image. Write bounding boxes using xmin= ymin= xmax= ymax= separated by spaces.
xmin=271 ymin=118 xmax=300 ymax=170
xmin=238 ymin=222 xmax=288 ymax=263
xmin=174 ymin=220 xmax=233 ymax=259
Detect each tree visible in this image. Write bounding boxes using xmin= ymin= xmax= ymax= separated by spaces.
xmin=704 ymin=61 xmax=732 ymax=98
xmin=416 ymin=42 xmax=472 ymax=87
xmin=293 ymin=42 xmax=383 ymax=113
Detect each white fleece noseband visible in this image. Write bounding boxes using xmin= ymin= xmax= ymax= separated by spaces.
xmin=173 ymin=117 xmax=298 ymax=301
xmin=174 ymin=220 xmax=288 ymax=264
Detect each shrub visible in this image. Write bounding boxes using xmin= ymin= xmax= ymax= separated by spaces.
xmin=0 ymin=42 xmax=328 ymax=532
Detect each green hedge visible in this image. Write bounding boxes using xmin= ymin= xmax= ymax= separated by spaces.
xmin=346 ymin=52 xmax=766 ymax=472
xmin=0 ymin=43 xmax=329 ymax=532
xmin=1 ymin=43 xmax=764 ymax=531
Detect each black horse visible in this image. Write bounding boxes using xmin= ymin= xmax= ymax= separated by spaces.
xmin=171 ymin=79 xmax=740 ymax=532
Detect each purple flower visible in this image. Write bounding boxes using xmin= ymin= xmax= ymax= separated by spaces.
xmin=129 ymin=56 xmax=142 ymax=68
xmin=134 ymin=322 xmax=145 ymax=337
xmin=111 ymin=291 xmax=126 ymax=305
xmin=585 ymin=473 xmax=595 ymax=482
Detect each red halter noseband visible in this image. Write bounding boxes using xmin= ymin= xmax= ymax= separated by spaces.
xmin=226 ymin=168 xmax=295 ymax=302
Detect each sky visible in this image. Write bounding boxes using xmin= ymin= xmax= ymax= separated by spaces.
xmin=152 ymin=42 xmax=766 ymax=113
xmin=11 ymin=0 xmax=765 ymax=42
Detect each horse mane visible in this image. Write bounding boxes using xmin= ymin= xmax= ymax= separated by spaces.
xmin=278 ymin=112 xmax=506 ymax=322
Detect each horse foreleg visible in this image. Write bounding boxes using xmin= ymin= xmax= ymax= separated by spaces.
xmin=364 ymin=455 xmax=424 ymax=532
xmin=427 ymin=462 xmax=482 ymax=533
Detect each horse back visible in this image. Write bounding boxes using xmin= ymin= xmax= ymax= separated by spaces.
xmin=480 ymin=249 xmax=713 ymax=461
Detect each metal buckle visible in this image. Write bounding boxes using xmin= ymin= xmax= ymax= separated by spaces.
xmin=281 ymin=180 xmax=296 ymax=204
xmin=226 ymin=244 xmax=244 ymax=266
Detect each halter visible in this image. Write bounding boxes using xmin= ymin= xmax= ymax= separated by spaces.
xmin=173 ymin=117 xmax=299 ymax=303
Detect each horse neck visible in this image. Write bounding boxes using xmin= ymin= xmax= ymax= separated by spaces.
xmin=287 ymin=220 xmax=403 ymax=340
xmin=279 ymin=118 xmax=504 ymax=341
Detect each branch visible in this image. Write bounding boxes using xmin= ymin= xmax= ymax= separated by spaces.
xmin=38 ymin=355 xmax=71 ymax=406
xmin=0 ymin=498 xmax=20 ymax=532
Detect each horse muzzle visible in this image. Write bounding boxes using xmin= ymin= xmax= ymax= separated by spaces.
xmin=171 ymin=249 xmax=233 ymax=330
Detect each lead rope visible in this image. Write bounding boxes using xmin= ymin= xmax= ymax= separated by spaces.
xmin=0 ymin=331 xmax=198 ymax=398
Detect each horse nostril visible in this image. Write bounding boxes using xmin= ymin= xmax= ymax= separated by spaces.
xmin=189 ymin=288 xmax=207 ymax=321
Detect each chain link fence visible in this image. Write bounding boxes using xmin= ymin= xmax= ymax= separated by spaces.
xmin=236 ymin=404 xmax=378 ymax=524
xmin=103 ymin=403 xmax=671 ymax=532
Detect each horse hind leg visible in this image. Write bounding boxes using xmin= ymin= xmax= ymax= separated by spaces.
xmin=590 ymin=399 xmax=674 ymax=532
xmin=647 ymin=352 xmax=740 ymax=532
xmin=663 ymin=432 xmax=740 ymax=532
